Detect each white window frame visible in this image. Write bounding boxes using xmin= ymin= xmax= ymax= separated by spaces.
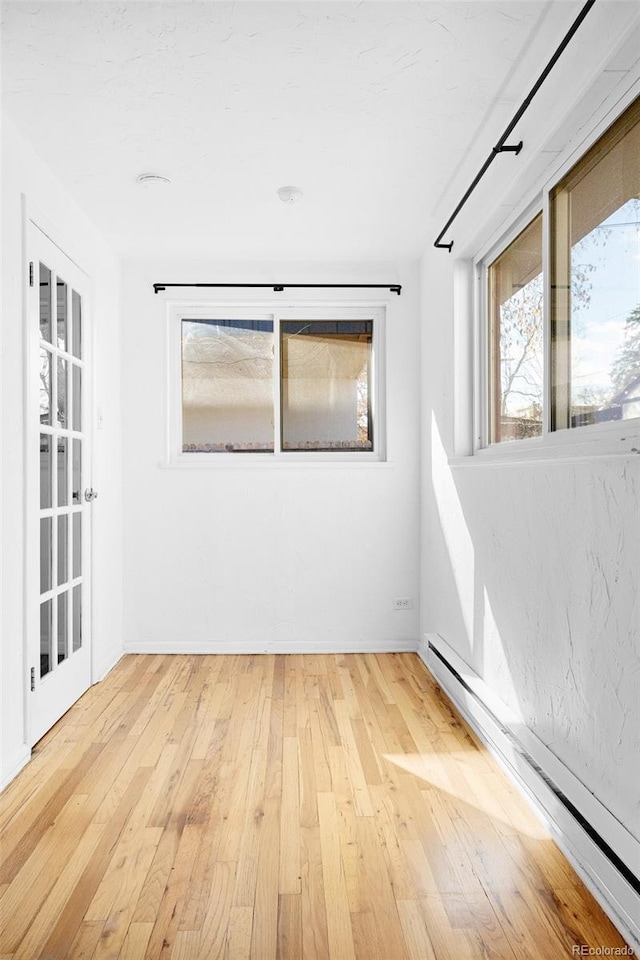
xmin=469 ymin=89 xmax=640 ymax=465
xmin=166 ymin=301 xmax=387 ymax=466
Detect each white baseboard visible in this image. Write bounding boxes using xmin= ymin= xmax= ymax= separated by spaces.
xmin=418 ymin=633 xmax=640 ymax=953
xmin=124 ymin=638 xmax=419 ymax=655
xmin=1 ymin=747 xmax=31 ymax=793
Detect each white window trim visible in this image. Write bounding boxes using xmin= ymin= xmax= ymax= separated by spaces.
xmin=465 ymin=85 xmax=640 ymax=466
xmin=165 ymin=300 xmax=387 ymax=467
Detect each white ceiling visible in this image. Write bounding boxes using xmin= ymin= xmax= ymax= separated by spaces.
xmin=0 ymin=1 xmax=632 ymax=261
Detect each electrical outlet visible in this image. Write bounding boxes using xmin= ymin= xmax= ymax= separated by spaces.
xmin=393 ymin=597 xmax=413 ymax=611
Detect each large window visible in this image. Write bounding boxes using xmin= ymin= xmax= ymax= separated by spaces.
xmin=488 ymin=214 xmax=543 ymax=443
xmin=551 ymin=98 xmax=640 ymax=430
xmin=484 ymin=95 xmax=640 ymax=447
xmin=176 ymin=308 xmax=381 ymax=458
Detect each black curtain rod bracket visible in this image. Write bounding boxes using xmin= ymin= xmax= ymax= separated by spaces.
xmin=434 ymin=0 xmax=596 ymax=252
xmin=153 ymin=282 xmax=402 ymax=296
xmin=493 ymin=141 xmax=523 ymax=155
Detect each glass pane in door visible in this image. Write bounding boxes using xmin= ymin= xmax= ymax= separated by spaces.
xmin=40 ymin=349 xmax=52 ymax=424
xmin=72 ymin=585 xmax=82 ymax=652
xmin=72 ymin=439 xmax=82 ymax=504
xmin=40 ymin=434 xmax=52 ymax=509
xmin=58 ymin=514 xmax=68 ymax=585
xmin=57 ymin=358 xmax=67 ymax=428
xmin=40 ymin=600 xmax=52 ymax=677
xmin=40 ymin=264 xmax=52 ymax=342
xmin=57 ymin=438 xmax=68 ymax=507
xmin=57 ymin=278 xmax=67 ymax=351
xmin=58 ymin=592 xmax=68 ymax=663
xmin=73 ymin=512 xmax=82 ymax=579
xmin=40 ymin=518 xmax=52 ymax=594
xmin=72 ymin=365 xmax=82 ymax=431
xmin=72 ymin=289 xmax=82 ymax=359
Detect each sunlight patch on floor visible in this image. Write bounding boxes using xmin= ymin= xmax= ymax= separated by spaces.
xmin=383 ymin=751 xmax=549 ymax=839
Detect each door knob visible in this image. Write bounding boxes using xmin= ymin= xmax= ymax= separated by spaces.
xmin=84 ymin=488 xmax=99 ymax=502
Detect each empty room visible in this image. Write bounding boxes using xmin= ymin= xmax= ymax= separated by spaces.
xmin=0 ymin=1 xmax=638 ymax=958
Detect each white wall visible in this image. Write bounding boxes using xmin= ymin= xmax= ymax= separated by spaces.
xmin=420 ymin=82 xmax=640 ymax=842
xmin=122 ymin=260 xmax=420 ymax=653
xmin=0 ymin=117 xmax=123 ymax=787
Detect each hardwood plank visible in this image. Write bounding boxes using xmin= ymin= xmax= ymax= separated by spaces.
xmin=350 ymin=912 xmax=382 ymax=960
xmin=352 ymin=815 xmax=410 ymax=960
xmin=299 ymin=825 xmax=330 ymax=960
xmin=66 ymin=920 xmax=104 ymax=960
xmin=276 ymin=894 xmax=302 ymax=960
xmin=227 ymin=906 xmax=253 ymax=960
xmin=117 ymin=922 xmax=154 ymax=960
xmin=317 ymin=792 xmax=356 ymax=960
xmin=309 ymin=699 xmax=333 ymax=793
xmin=333 ymin=700 xmax=373 ymax=817
xmin=169 ymin=930 xmax=201 ymax=960
xmin=142 ymin=822 xmax=205 ymax=960
xmin=131 ymin=812 xmax=184 ymax=924
xmin=298 ymin=725 xmax=318 ymax=828
xmin=249 ymin=694 xmax=282 ymax=960
xmin=278 ymin=737 xmax=301 ymax=895
xmin=396 ymin=899 xmax=437 ymax=960
xmin=199 ymin=861 xmax=235 ymax=960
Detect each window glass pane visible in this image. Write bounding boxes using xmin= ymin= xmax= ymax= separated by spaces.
xmin=57 ymin=357 xmax=67 ymax=427
xmin=58 ymin=437 xmax=68 ymax=507
xmin=488 ymin=214 xmax=543 ymax=443
xmin=58 ymin=514 xmax=68 ymax=586
xmin=40 ymin=600 xmax=52 ymax=678
xmin=72 ymin=365 xmax=82 ymax=431
xmin=40 ymin=517 xmax=52 ymax=594
xmin=72 ymin=439 xmax=82 ymax=504
xmin=552 ymin=98 xmax=640 ymax=429
xmin=281 ymin=320 xmax=374 ymax=451
xmin=72 ymin=585 xmax=82 ymax=651
xmin=40 ymin=348 xmax=52 ymax=425
xmin=73 ymin=512 xmax=82 ymax=579
xmin=72 ymin=290 xmax=82 ymax=358
xmin=182 ymin=319 xmax=274 ymax=452
xmin=58 ymin=591 xmax=68 ymax=663
xmin=40 ymin=434 xmax=52 ymax=509
xmin=40 ymin=263 xmax=52 ymax=342
xmin=57 ymin=277 xmax=67 ymax=351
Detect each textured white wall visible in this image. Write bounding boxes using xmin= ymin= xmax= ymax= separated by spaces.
xmin=420 ymin=210 xmax=640 ymax=844
xmin=0 ymin=117 xmax=123 ymax=786
xmin=121 ymin=261 xmax=420 ymax=652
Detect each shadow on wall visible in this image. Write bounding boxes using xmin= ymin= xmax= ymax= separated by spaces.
xmin=426 ymin=412 xmax=524 ymax=721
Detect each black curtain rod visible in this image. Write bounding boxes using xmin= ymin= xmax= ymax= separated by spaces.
xmin=434 ymin=0 xmax=597 ymax=252
xmin=153 ymin=282 xmax=401 ymax=295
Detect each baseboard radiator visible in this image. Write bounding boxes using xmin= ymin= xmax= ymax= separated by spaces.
xmin=417 ymin=633 xmax=640 ymax=953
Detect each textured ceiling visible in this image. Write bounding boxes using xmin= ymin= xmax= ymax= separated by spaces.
xmin=0 ymin=1 xmax=627 ymax=261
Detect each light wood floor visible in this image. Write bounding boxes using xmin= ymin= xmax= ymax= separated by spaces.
xmin=0 ymin=653 xmax=628 ymax=960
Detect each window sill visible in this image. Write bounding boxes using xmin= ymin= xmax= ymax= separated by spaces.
xmin=163 ymin=451 xmax=390 ymax=469
xmin=450 ymin=421 xmax=640 ymax=467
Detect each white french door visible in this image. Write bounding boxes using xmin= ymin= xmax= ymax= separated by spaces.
xmin=26 ymin=223 xmax=93 ymax=745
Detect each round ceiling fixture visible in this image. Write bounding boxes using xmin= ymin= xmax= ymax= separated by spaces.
xmin=277 ymin=185 xmax=303 ymax=204
xmin=136 ymin=173 xmax=172 ymax=189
